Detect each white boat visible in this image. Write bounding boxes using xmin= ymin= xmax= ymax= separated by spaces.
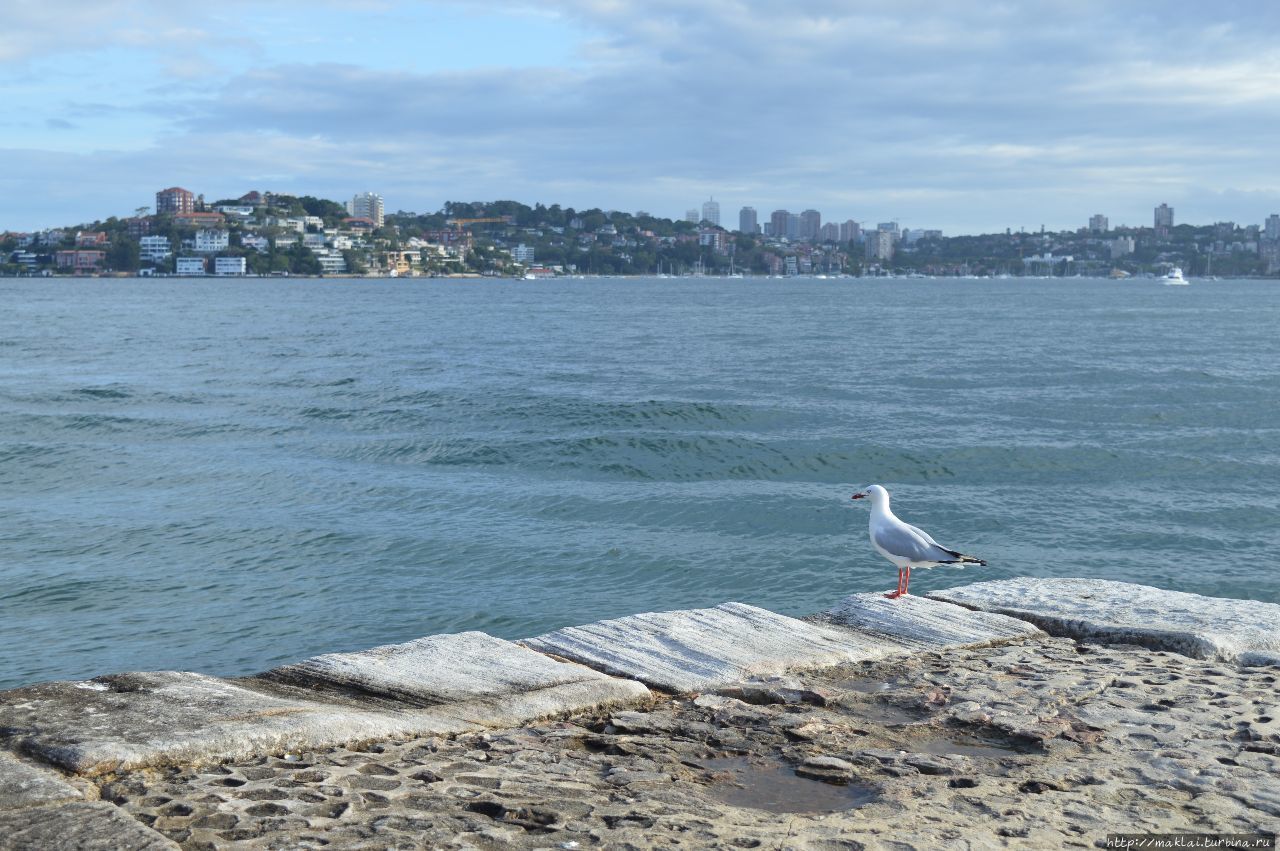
xmin=1163 ymin=267 xmax=1188 ymax=285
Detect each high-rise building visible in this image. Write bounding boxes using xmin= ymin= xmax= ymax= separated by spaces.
xmin=701 ymin=198 xmax=720 ymax=227
xmin=738 ymin=206 xmax=758 ymax=234
xmin=155 ymin=187 xmax=195 ymax=216
xmin=1089 ymin=214 xmax=1109 ymax=233
xmin=770 ymin=210 xmax=791 ymax=239
xmin=1154 ymin=203 xmax=1174 ymax=236
xmin=839 ymin=220 xmax=861 ymax=242
xmin=877 ymin=222 xmax=901 ymax=239
xmin=685 ymin=208 xmax=700 ymax=224
xmin=787 ymin=213 xmax=801 ymax=240
xmin=799 ymin=210 xmax=821 ymax=241
xmin=819 ymin=222 xmax=840 ymax=242
xmin=348 ymin=192 xmax=385 ymax=227
xmin=1265 ymin=214 xmax=1280 ymax=241
xmin=866 ymin=229 xmax=895 ymax=262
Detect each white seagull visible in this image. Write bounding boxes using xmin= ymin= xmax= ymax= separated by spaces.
xmin=850 ymin=485 xmax=986 ymax=599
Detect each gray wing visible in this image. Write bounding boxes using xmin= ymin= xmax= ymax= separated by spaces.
xmin=904 ymin=522 xmax=941 ymax=547
xmin=873 ymin=521 xmax=958 ymax=563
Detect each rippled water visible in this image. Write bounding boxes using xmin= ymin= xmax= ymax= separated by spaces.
xmin=2 ymin=276 xmax=1277 ymax=689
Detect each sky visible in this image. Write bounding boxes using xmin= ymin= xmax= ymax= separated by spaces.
xmin=4 ymin=0 xmax=1280 ymax=234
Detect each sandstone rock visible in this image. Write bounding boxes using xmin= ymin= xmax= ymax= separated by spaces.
xmin=524 ymin=602 xmax=902 ymax=693
xmin=794 ymin=756 xmax=856 ymax=784
xmin=0 ymin=801 xmax=178 ymax=850
xmin=0 ymin=633 xmax=650 ymax=777
xmin=0 ymin=751 xmax=83 ymax=810
xmin=0 ymin=671 xmax=471 ymax=776
xmin=930 ymin=578 xmax=1280 ymax=665
xmin=822 ymin=592 xmax=1045 ymax=649
xmin=263 ymin=631 xmax=650 ymax=726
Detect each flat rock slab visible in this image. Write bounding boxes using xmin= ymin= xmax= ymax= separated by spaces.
xmin=524 ymin=602 xmax=905 ymax=693
xmin=931 ymin=577 xmax=1280 ymax=665
xmin=0 ymin=751 xmax=83 ymax=810
xmin=263 ymin=630 xmax=650 ymax=726
xmin=0 ymin=671 xmax=473 ymax=776
xmin=821 ymin=592 xmax=1045 ymax=650
xmin=0 ymin=801 xmax=178 ymax=851
xmin=0 ymin=633 xmax=649 ymax=777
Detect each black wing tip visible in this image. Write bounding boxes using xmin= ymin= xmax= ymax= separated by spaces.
xmin=943 ymin=548 xmax=986 ymax=566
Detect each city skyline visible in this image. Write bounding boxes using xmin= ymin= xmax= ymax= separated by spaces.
xmin=3 ymin=2 xmax=1280 ymax=232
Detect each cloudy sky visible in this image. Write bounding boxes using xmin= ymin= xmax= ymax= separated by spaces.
xmin=3 ymin=0 xmax=1279 ymax=233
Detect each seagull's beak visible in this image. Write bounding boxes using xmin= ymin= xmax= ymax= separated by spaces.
xmin=851 ymin=492 xmax=866 ymax=500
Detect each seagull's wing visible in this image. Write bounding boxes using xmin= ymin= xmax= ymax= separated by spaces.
xmin=901 ymin=521 xmax=986 ymax=565
xmin=903 ymin=522 xmax=940 ymax=547
xmin=872 ymin=520 xmax=959 ymax=564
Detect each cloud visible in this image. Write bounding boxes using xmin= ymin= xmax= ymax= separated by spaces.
xmin=3 ymin=0 xmax=1280 ymax=231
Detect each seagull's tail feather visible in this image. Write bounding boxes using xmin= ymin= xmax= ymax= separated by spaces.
xmin=941 ymin=548 xmax=986 ymax=566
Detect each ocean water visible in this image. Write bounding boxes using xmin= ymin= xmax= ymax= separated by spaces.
xmin=1 ymin=276 xmax=1277 ymax=690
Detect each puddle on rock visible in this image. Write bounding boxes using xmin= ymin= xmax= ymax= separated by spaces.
xmin=912 ymin=735 xmax=1028 ymax=759
xmin=840 ymin=699 xmax=924 ymax=727
xmin=833 ymin=677 xmax=895 ymax=695
xmin=699 ymin=757 xmax=878 ymax=814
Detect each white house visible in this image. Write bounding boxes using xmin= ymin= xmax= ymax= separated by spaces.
xmin=512 ymin=243 xmax=535 ymax=263
xmin=194 ymin=230 xmax=230 ymax=253
xmin=139 ymin=235 xmax=171 ymax=262
xmin=302 ymin=232 xmax=327 ymax=250
xmin=241 ymin=234 xmax=270 ymax=253
xmin=214 ymin=256 xmax=247 ymax=276
xmin=176 ymin=257 xmax=206 ymax=275
xmin=314 ymin=249 xmax=347 ymax=274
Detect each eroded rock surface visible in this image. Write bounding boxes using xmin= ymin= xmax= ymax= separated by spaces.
xmin=931 ymin=578 xmax=1280 ymax=665
xmin=95 ymin=639 xmax=1280 ymax=849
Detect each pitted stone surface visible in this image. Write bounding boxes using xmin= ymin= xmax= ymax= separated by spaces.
xmin=0 ymin=801 xmax=179 ymax=851
xmin=0 ymin=751 xmax=84 ymax=810
xmin=263 ymin=630 xmax=650 ymax=725
xmin=931 ymin=578 xmax=1280 ymax=665
xmin=820 ymin=592 xmax=1046 ymax=649
xmin=524 ymin=602 xmax=906 ymax=692
xmin=100 ymin=639 xmax=1280 ymax=849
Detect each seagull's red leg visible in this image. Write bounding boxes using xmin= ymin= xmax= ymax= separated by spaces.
xmin=902 ymin=566 xmax=912 ymax=596
xmin=885 ymin=567 xmax=904 ymax=599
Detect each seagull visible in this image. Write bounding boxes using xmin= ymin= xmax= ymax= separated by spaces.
xmin=850 ymin=485 xmax=986 ymax=599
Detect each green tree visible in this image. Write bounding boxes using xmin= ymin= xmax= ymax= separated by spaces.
xmin=107 ymin=238 xmax=140 ymax=272
xmin=286 ymin=244 xmax=321 ymax=275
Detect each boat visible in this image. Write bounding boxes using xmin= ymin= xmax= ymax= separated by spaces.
xmin=1163 ymin=267 xmax=1188 ymax=285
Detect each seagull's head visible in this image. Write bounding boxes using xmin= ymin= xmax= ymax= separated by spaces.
xmin=851 ymin=484 xmax=888 ymax=505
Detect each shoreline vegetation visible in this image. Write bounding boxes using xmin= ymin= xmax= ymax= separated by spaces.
xmin=5 ymin=197 xmax=1279 ymax=280
xmin=2 ymin=578 xmax=1278 ymax=847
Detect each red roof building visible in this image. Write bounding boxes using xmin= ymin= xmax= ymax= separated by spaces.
xmin=156 ymin=187 xmax=196 ymax=216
